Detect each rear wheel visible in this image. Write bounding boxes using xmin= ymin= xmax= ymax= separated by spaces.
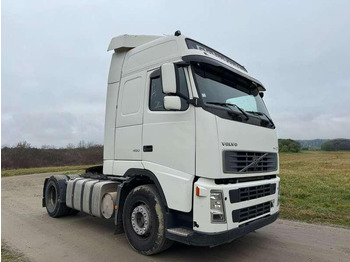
xmin=45 ymin=176 xmax=77 ymax=217
xmin=123 ymin=184 xmax=173 ymax=255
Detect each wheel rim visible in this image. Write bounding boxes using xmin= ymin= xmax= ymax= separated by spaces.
xmin=47 ymin=184 xmax=57 ymax=212
xmin=131 ymin=204 xmax=151 ymax=236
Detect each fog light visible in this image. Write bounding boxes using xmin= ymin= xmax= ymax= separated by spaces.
xmin=210 ymin=191 xmax=226 ymax=222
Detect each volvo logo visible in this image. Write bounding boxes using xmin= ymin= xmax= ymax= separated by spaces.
xmin=221 ymin=142 xmax=238 ymax=147
xmin=251 ymin=156 xmax=261 ymax=167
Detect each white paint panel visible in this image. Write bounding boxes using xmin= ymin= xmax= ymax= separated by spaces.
xmin=108 ymin=51 xmax=128 ymax=84
xmin=142 ymin=120 xmax=195 ymax=174
xmin=115 ymin=125 xmax=142 ymax=160
xmin=112 ymin=160 xmax=144 ymax=176
xmin=216 ymin=117 xmax=279 ymax=177
xmin=217 ymin=117 xmax=278 ymax=153
xmin=108 ymin=35 xmax=160 ymax=51
xmin=195 ymin=109 xmax=221 ymax=179
xmin=103 ymin=160 xmax=114 ymax=175
xmin=121 ymin=77 xmax=142 ymax=115
xmin=124 ymin=40 xmax=178 ymax=74
xmin=142 ymin=161 xmax=194 ymax=212
xmin=104 ymin=82 xmax=120 ymax=160
xmin=116 ymin=73 xmax=145 ymax=128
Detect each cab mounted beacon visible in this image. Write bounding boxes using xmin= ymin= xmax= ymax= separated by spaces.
xmin=42 ymin=30 xmax=280 ymax=255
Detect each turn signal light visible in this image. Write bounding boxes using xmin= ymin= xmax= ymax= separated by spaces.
xmin=196 ymin=186 xmax=200 ymax=196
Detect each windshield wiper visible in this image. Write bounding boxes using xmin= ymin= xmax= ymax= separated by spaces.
xmin=246 ymin=111 xmax=275 ymax=127
xmin=206 ymin=102 xmax=249 ymax=120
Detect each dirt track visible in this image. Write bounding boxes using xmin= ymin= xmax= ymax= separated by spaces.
xmin=2 ymin=173 xmax=350 ymax=262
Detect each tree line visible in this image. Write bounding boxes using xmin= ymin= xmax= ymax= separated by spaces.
xmin=321 ymin=139 xmax=350 ymax=151
xmin=1 ymin=141 xmax=103 ymax=170
xmin=278 ymin=138 xmax=350 ymax=153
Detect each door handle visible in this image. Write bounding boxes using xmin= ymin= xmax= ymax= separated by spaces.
xmin=143 ymin=145 xmax=153 ymax=152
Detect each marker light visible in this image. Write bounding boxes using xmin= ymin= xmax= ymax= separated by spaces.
xmin=210 ymin=191 xmax=226 ymax=222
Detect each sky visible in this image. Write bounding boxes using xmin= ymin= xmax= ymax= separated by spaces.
xmin=2 ymin=0 xmax=350 ymax=147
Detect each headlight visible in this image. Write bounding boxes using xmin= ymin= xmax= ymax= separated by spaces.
xmin=210 ymin=191 xmax=226 ymax=222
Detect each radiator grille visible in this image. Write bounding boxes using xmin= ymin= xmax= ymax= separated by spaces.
xmin=224 ymin=151 xmax=277 ymax=173
xmin=232 ymin=201 xmax=271 ymax=222
xmin=229 ymin=184 xmax=276 ymax=203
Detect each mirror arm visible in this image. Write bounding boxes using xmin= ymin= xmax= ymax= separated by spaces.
xmin=173 ymin=92 xmax=201 ymax=107
xmin=187 ymin=97 xmax=200 ymax=107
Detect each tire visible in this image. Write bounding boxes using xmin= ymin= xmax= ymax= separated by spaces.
xmin=45 ymin=176 xmax=77 ymax=218
xmin=123 ymin=184 xmax=173 ymax=255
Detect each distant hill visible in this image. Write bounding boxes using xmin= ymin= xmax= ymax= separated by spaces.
xmin=296 ymin=139 xmax=329 ymax=149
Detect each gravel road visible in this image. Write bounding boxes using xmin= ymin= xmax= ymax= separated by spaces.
xmin=2 ymin=173 xmax=349 ymax=262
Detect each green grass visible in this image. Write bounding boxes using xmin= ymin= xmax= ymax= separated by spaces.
xmin=1 ymin=165 xmax=96 ymax=177
xmin=279 ymin=151 xmax=350 ymax=227
xmin=1 ymin=241 xmax=28 ymax=262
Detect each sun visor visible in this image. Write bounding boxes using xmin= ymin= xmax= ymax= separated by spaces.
xmin=182 ymin=55 xmax=266 ymax=91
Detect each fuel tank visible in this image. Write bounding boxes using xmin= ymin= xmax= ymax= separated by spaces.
xmin=66 ymin=177 xmax=119 ymax=218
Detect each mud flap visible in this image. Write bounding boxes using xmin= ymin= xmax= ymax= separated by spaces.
xmin=114 ymin=182 xmax=127 ymax=234
xmin=42 ymin=178 xmax=49 ymax=207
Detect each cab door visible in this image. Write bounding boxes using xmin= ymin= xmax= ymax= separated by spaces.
xmin=142 ymin=65 xmax=195 ymax=212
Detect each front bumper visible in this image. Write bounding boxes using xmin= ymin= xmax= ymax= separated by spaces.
xmin=167 ymin=212 xmax=279 ymax=246
xmin=193 ymin=176 xmax=280 ymax=233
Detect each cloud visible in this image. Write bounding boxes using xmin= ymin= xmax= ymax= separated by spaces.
xmin=1 ymin=111 xmax=104 ymax=147
xmin=274 ymin=112 xmax=350 ymax=139
xmin=2 ymin=0 xmax=350 ymax=146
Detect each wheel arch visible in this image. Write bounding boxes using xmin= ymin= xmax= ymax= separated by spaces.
xmin=114 ymin=168 xmax=168 ymax=230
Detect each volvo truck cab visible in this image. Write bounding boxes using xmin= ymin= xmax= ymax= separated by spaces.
xmin=43 ymin=31 xmax=280 ymax=255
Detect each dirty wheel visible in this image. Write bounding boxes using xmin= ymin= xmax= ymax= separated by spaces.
xmin=123 ymin=184 xmax=173 ymax=255
xmin=45 ymin=176 xmax=76 ymax=217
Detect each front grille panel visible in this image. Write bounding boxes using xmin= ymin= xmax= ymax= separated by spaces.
xmin=229 ymin=184 xmax=276 ymax=203
xmin=232 ymin=201 xmax=271 ymax=222
xmin=224 ymin=151 xmax=277 ymax=173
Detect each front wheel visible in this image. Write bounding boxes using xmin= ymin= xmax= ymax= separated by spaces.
xmin=122 ymin=184 xmax=173 ymax=255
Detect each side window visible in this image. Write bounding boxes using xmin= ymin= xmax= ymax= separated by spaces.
xmin=149 ymin=76 xmax=165 ymax=111
xmin=149 ymin=67 xmax=190 ymax=111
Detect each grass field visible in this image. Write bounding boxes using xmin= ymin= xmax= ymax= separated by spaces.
xmin=1 ymin=241 xmax=28 ymax=262
xmin=1 ymin=151 xmax=349 ymax=227
xmin=279 ymin=151 xmax=350 ymax=227
xmin=1 ymin=165 xmax=93 ymax=177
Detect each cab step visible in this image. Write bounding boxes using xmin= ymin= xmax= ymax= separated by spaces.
xmin=167 ymin=227 xmax=192 ymax=237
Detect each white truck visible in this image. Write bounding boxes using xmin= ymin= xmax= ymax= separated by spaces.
xmin=42 ymin=31 xmax=280 ymax=255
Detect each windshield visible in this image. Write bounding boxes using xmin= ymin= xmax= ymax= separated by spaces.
xmin=192 ymin=63 xmax=273 ymax=127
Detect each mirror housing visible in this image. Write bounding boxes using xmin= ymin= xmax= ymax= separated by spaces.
xmin=164 ymin=96 xmax=181 ymax=110
xmin=161 ymin=63 xmax=177 ymax=94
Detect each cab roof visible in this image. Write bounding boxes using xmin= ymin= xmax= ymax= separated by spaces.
xmin=107 ymin=35 xmax=161 ymax=51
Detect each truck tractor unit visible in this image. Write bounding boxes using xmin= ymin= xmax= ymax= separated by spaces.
xmin=43 ymin=31 xmax=280 ymax=255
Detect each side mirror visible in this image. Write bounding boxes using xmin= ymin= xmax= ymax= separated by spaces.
xmin=161 ymin=63 xmax=177 ymax=94
xmin=164 ymin=96 xmax=181 ymax=110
